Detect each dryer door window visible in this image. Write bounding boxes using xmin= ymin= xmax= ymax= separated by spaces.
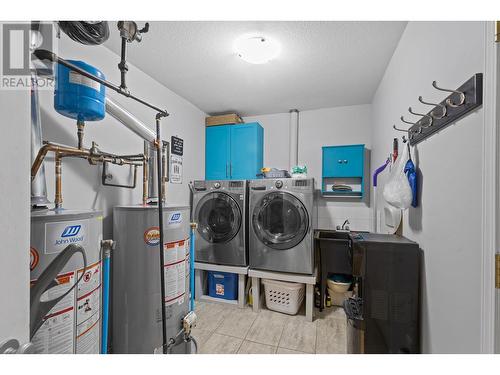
xmin=252 ymin=191 xmax=309 ymax=250
xmin=195 ymin=192 xmax=242 ymax=244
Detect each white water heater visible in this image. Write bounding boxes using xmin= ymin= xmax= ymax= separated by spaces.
xmin=30 ymin=209 xmax=103 ymax=354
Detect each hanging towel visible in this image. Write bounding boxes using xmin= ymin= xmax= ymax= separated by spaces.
xmin=332 ymin=184 xmax=352 ymax=192
xmin=404 ymin=159 xmax=418 ymax=208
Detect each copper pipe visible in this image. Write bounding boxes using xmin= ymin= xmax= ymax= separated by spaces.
xmin=142 ymin=142 xmax=148 ymax=205
xmin=32 ymin=141 xmax=145 ymax=209
xmin=32 ymin=143 xmax=90 ymax=181
xmin=55 ymin=153 xmax=62 ymax=209
xmin=32 ymin=142 xmax=143 ymax=181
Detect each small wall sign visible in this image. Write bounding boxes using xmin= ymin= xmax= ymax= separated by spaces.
xmin=171 ymin=136 xmax=184 ymax=156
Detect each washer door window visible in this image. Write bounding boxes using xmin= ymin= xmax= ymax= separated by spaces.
xmin=196 ymin=192 xmax=241 ymax=243
xmin=253 ymin=191 xmax=309 ymax=250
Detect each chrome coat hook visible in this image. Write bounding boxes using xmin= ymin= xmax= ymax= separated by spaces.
xmin=400 ymin=116 xmax=422 ymax=134
xmin=393 ymin=124 xmax=409 ymax=132
xmin=432 ymin=80 xmax=466 ymax=107
xmin=418 ymin=96 xmax=447 ymax=119
xmin=408 ymin=107 xmax=433 ymax=128
xmin=400 ymin=116 xmax=416 ymax=125
xmin=393 ymin=124 xmax=415 ymax=139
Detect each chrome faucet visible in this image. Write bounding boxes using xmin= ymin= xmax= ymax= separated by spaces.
xmin=337 ymin=219 xmax=350 ymax=231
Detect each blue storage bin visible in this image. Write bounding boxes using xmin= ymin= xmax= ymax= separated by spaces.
xmin=208 ymin=271 xmax=238 ymax=300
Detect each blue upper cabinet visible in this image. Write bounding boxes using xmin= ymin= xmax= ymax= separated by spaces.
xmin=205 ymin=124 xmax=231 ymax=180
xmin=323 ymin=144 xmax=364 ymax=178
xmin=230 ymin=123 xmax=264 ymax=180
xmin=206 ymin=122 xmax=263 ymax=180
xmin=322 ymin=144 xmax=366 ymax=198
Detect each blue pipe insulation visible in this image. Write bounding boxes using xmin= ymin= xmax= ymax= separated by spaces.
xmin=189 ymin=224 xmax=196 ymax=311
xmin=101 ymin=250 xmax=111 ymax=354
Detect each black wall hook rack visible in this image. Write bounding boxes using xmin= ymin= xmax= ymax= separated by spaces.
xmin=408 ymin=73 xmax=483 ymax=146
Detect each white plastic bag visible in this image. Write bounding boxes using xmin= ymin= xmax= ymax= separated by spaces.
xmin=382 ymin=145 xmax=412 ymax=209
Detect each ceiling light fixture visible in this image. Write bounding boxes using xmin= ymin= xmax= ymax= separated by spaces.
xmin=235 ymin=36 xmax=280 ymax=64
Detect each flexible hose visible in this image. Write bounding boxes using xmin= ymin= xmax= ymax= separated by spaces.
xmin=189 ymin=337 xmax=198 ymax=354
xmin=30 ymin=244 xmax=87 ymax=339
xmin=58 ymin=22 xmax=110 ymax=45
xmin=155 ymin=117 xmax=168 ymax=353
xmin=165 ymin=329 xmax=198 ymax=354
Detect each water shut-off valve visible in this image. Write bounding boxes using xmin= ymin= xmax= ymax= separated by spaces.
xmin=182 ymin=311 xmax=198 ymax=337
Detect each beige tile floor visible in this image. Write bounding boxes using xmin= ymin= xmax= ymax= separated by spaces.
xmin=192 ymin=301 xmax=348 ymax=354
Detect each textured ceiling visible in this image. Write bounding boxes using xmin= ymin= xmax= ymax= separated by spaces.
xmin=104 ymin=21 xmax=406 ymax=116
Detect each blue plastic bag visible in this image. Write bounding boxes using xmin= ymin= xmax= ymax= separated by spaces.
xmin=404 ymin=159 xmax=418 ymax=208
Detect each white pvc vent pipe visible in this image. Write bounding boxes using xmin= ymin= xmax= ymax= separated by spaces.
xmin=289 ymin=109 xmax=299 ymax=169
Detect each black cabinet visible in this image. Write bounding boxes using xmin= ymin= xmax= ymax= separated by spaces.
xmin=314 ymin=230 xmax=353 ymax=311
xmin=349 ymin=233 xmax=421 ymax=354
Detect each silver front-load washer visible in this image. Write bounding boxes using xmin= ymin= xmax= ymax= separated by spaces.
xmin=192 ymin=180 xmax=247 ymax=266
xmin=249 ymin=178 xmax=316 ymax=275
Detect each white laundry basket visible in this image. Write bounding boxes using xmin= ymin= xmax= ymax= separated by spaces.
xmin=262 ymin=279 xmax=305 ymax=315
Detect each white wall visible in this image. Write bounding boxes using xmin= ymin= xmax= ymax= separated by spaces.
xmin=38 ymin=34 xmax=206 ymax=238
xmin=243 ymin=112 xmax=290 ymax=170
xmin=370 ymin=21 xmax=486 ymax=353
xmin=0 ymin=88 xmax=30 ymax=346
xmin=244 ymin=104 xmax=372 ymax=231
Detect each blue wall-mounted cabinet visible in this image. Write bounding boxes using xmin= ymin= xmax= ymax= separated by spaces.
xmin=322 ymin=144 xmax=366 ymax=198
xmin=205 ymin=122 xmax=263 ymax=180
xmin=205 ymin=124 xmax=231 ymax=180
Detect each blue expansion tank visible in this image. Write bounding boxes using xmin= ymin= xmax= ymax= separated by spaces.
xmin=54 ymin=60 xmax=106 ymax=121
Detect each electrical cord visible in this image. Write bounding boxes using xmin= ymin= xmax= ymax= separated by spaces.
xmin=58 ymin=21 xmax=110 ymax=45
xmin=189 ymin=337 xmax=198 ymax=354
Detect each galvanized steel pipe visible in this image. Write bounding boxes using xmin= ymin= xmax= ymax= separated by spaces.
xmin=31 ymin=73 xmax=50 ymax=206
xmin=105 ymin=97 xmax=156 ymax=143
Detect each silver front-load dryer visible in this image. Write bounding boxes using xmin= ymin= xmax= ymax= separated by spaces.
xmin=249 ymin=178 xmax=316 ymax=275
xmin=192 ymin=180 xmax=247 ymax=266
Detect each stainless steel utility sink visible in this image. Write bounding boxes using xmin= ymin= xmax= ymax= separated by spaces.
xmin=315 ymin=230 xmax=351 ymax=241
